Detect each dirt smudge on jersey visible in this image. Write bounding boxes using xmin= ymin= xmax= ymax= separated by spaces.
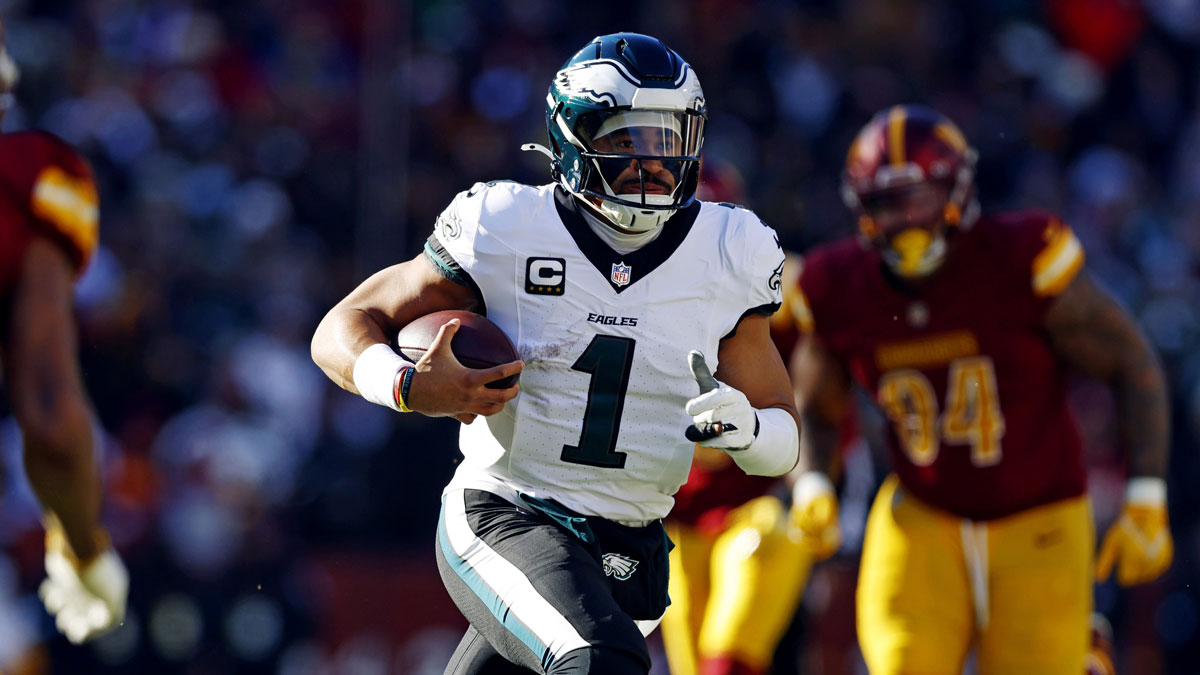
xmin=519 ymin=341 xmax=570 ymax=367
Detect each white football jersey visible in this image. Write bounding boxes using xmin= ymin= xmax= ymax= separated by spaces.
xmin=428 ymin=181 xmax=784 ymax=523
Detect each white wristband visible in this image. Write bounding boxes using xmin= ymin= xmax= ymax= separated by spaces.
xmin=1126 ymin=477 xmax=1166 ymax=506
xmin=727 ymin=407 xmax=799 ymax=477
xmin=792 ymin=470 xmax=835 ymax=507
xmin=352 ymin=343 xmax=408 ymax=412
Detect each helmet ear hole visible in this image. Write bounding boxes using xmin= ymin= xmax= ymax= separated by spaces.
xmin=858 ymin=215 xmax=878 ymax=238
xmin=943 ymin=202 xmax=961 ymax=227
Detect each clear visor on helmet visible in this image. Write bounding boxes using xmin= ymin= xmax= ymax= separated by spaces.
xmin=576 ymin=109 xmax=704 ymax=208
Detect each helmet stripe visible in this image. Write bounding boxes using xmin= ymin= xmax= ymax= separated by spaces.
xmin=887 ymin=106 xmax=907 ymax=167
xmin=934 ymin=122 xmax=968 ymax=152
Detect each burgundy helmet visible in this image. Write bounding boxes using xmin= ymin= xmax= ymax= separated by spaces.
xmin=843 ymin=104 xmax=977 ymax=241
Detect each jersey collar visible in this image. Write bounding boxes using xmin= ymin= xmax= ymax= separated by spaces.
xmin=554 ymin=186 xmax=700 ymax=293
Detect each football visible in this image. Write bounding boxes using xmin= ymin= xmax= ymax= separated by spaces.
xmin=395 ymin=310 xmax=521 ymax=389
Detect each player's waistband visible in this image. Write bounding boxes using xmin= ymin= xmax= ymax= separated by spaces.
xmin=891 ymin=474 xmax=1089 ymax=522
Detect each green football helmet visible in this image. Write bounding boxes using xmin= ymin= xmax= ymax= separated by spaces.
xmin=528 ymin=33 xmax=706 ymax=234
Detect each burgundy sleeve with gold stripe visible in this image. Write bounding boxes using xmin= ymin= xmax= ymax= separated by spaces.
xmin=1030 ymin=217 xmax=1084 ymax=297
xmin=987 ymin=210 xmax=1085 ymax=306
xmin=1 ymin=131 xmax=100 ymax=275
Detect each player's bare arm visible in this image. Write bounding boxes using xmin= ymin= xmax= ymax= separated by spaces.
xmin=6 ymin=238 xmax=103 ymax=561
xmin=311 ymin=253 xmax=523 ymax=419
xmin=785 ymin=333 xmax=849 ymax=558
xmin=685 ymin=313 xmax=801 ymax=477
xmin=1045 ymin=271 xmax=1173 ymax=585
xmin=1043 ymin=272 xmax=1169 ymax=479
xmin=789 ymin=334 xmax=851 ymax=476
xmin=7 ymin=236 xmax=128 ymax=643
xmin=715 ymin=314 xmax=801 ymax=425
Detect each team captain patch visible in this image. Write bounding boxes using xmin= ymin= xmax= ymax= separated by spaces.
xmin=526 ymin=257 xmax=566 ymax=295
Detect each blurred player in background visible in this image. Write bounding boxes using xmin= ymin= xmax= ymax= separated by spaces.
xmin=0 ymin=21 xmax=128 ymax=645
xmin=787 ymin=104 xmax=1171 ymax=673
xmin=312 ymin=33 xmax=799 ymax=674
xmin=661 ymin=164 xmax=836 ymax=675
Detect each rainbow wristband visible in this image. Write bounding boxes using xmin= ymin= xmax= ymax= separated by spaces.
xmin=393 ymin=366 xmax=415 ymax=413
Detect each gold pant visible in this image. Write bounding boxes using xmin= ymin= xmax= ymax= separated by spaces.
xmin=858 ymin=475 xmax=1093 ymax=675
xmin=663 ymin=496 xmax=813 ymax=674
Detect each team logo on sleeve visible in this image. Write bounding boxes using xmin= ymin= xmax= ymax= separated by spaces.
xmin=769 ymin=258 xmax=784 ymax=291
xmin=435 ymin=202 xmax=462 ymax=240
xmin=610 ymin=262 xmax=632 ymax=287
xmin=525 ymin=257 xmax=566 ymax=295
xmin=602 ymin=553 xmax=639 ymax=581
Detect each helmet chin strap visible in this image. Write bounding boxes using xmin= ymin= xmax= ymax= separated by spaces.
xmin=884 ymin=227 xmax=947 ymax=278
xmin=593 ymin=193 xmax=676 ymax=234
xmin=576 ymin=198 xmax=667 ymax=254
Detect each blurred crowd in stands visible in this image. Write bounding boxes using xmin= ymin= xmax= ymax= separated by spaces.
xmin=0 ymin=0 xmax=1198 ymax=673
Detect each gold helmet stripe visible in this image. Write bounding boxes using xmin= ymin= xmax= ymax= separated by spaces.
xmin=887 ymin=106 xmax=907 ymax=167
xmin=933 ymin=121 xmax=968 ymax=152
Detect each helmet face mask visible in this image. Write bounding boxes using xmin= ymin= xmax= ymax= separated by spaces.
xmin=843 ymin=104 xmax=977 ymax=278
xmin=0 ymin=20 xmax=18 ymax=115
xmin=578 ymin=108 xmax=703 ymax=210
xmin=543 ymin=33 xmax=707 ymax=234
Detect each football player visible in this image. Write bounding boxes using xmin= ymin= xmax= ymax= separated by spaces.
xmin=659 ymin=166 xmax=827 ymax=675
xmin=0 ymin=22 xmax=128 ymax=644
xmin=786 ymin=104 xmax=1171 ymax=673
xmin=311 ymin=33 xmax=800 ymax=674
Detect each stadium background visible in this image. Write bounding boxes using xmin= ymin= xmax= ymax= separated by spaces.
xmin=0 ymin=0 xmax=1198 ymax=673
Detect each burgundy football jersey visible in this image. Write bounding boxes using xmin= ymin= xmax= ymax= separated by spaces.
xmin=796 ymin=211 xmax=1087 ymax=520
xmin=669 ymin=453 xmax=779 ymax=533
xmin=0 ymin=130 xmax=98 ymax=300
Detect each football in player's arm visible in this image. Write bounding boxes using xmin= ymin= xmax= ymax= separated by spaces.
xmin=312 ymin=33 xmax=799 ymax=675
xmin=0 ymin=28 xmax=128 ymax=645
xmin=787 ymin=104 xmax=1169 ymax=674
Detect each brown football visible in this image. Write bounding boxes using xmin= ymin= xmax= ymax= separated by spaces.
xmin=395 ymin=310 xmax=520 ymax=389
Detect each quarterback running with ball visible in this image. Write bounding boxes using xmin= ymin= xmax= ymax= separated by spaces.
xmin=313 ymin=33 xmax=800 ymax=674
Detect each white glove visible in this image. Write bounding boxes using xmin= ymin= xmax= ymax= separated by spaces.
xmin=684 ymin=350 xmax=757 ymax=450
xmin=39 ymin=526 xmax=129 ymax=644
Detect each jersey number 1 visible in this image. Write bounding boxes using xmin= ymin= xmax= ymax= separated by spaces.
xmin=561 ymin=335 xmax=636 ymax=469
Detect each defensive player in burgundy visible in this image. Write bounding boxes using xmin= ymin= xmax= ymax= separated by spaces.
xmin=787 ymin=104 xmax=1170 ymax=673
xmin=0 ymin=25 xmax=128 ymax=644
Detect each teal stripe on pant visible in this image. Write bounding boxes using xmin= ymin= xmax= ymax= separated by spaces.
xmin=437 ymin=502 xmax=556 ymax=671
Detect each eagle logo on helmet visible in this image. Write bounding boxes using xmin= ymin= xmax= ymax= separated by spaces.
xmin=554 ymin=60 xmax=637 ymax=107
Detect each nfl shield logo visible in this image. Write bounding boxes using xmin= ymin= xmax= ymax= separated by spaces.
xmin=610 ymin=262 xmax=632 ymax=287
